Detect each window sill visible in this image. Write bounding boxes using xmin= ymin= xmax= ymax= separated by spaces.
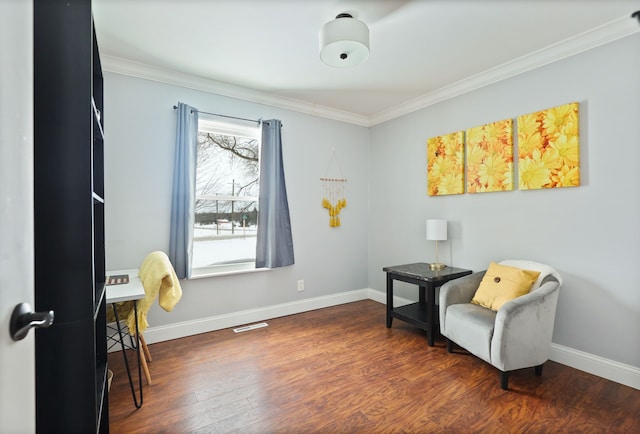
xmin=189 ymin=262 xmax=270 ymax=279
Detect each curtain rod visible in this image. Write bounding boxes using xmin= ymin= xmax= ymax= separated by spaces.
xmin=172 ymin=105 xmax=261 ymax=125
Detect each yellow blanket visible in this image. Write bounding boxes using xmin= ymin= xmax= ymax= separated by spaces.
xmin=108 ymin=251 xmax=182 ymax=335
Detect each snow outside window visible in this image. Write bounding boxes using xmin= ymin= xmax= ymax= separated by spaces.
xmin=192 ymin=116 xmax=260 ymax=276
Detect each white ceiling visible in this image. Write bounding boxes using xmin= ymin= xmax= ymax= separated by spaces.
xmin=93 ymin=0 xmax=640 ymax=126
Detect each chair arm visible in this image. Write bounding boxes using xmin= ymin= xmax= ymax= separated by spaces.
xmin=490 ymin=280 xmax=560 ymax=371
xmin=439 ymin=271 xmax=486 ymax=331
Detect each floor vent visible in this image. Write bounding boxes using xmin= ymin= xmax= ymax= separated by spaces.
xmin=233 ymin=322 xmax=268 ymax=333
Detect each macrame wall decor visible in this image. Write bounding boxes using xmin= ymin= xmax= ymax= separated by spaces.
xmin=321 ymin=147 xmax=347 ymax=227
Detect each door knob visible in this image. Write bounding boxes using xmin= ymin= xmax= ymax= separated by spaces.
xmin=9 ymin=302 xmax=54 ymax=341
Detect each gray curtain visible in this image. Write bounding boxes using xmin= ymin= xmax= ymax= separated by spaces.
xmin=256 ymin=119 xmax=295 ymax=268
xmin=169 ymin=103 xmax=198 ymax=278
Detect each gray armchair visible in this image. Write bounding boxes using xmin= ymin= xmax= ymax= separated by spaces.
xmin=439 ymin=260 xmax=562 ymax=390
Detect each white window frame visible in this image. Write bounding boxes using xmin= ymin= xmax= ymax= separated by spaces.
xmin=191 ymin=116 xmax=262 ymax=278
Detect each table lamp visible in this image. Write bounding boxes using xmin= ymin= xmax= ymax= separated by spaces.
xmin=426 ymin=219 xmax=447 ymax=270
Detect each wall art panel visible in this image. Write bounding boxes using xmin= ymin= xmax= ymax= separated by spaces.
xmin=427 ymin=131 xmax=465 ymax=196
xmin=466 ymin=118 xmax=514 ymax=193
xmin=517 ymin=102 xmax=580 ymax=190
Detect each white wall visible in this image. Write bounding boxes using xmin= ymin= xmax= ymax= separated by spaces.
xmin=104 ymin=73 xmax=370 ymax=328
xmin=368 ymin=33 xmax=640 ymax=369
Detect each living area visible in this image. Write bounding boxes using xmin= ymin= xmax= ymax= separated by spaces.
xmin=4 ymin=1 xmax=640 ymax=432
xmin=101 ymin=1 xmax=640 ymax=401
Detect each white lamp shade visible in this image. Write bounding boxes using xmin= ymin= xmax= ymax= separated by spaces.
xmin=320 ymin=14 xmax=369 ymax=68
xmin=426 ymin=219 xmax=447 ymax=241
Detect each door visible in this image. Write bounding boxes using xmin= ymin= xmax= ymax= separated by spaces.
xmin=0 ymin=1 xmax=35 ymax=433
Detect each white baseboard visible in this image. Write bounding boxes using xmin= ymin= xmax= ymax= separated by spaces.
xmin=143 ymin=289 xmax=369 ymax=345
xmin=141 ymin=287 xmax=639 ymax=391
xmin=550 ymin=343 xmax=640 ymax=390
xmin=366 ymin=287 xmax=413 ymax=306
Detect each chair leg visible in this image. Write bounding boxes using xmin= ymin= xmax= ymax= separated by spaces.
xmin=500 ymin=371 xmax=509 ymax=390
xmin=139 ymin=334 xmax=152 ymax=362
xmin=446 ymin=338 xmax=454 ymax=353
xmin=534 ymin=364 xmax=544 ymax=376
xmin=138 ymin=338 xmax=152 ymax=385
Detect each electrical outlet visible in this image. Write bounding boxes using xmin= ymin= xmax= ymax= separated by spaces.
xmin=297 ymin=280 xmax=304 ymax=291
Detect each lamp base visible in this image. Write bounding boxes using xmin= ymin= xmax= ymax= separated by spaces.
xmin=429 ymin=262 xmax=446 ymax=270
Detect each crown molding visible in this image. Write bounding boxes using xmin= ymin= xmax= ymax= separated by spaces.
xmin=102 ymin=15 xmax=638 ymax=128
xmin=369 ymin=15 xmax=640 ymax=126
xmin=101 ymin=55 xmax=371 ymax=127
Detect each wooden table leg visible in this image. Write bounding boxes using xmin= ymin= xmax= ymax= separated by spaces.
xmin=138 ymin=337 xmax=152 ymax=385
xmin=139 ymin=334 xmax=152 ymax=362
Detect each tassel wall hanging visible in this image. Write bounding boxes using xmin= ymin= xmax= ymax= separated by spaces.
xmin=321 ymin=147 xmax=347 ymax=227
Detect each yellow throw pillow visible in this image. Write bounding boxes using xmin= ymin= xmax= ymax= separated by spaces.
xmin=471 ymin=262 xmax=541 ymax=311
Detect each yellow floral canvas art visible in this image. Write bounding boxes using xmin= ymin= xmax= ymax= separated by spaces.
xmin=517 ymin=102 xmax=580 ymax=190
xmin=466 ymin=119 xmax=514 ymax=193
xmin=427 ymin=131 xmax=464 ymax=196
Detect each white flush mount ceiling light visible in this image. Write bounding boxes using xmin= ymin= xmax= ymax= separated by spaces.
xmin=320 ymin=13 xmax=370 ymax=68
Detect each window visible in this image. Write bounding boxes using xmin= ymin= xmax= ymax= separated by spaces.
xmin=192 ymin=116 xmax=260 ymax=275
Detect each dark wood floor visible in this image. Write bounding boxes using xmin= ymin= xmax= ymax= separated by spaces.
xmin=107 ymin=300 xmax=639 ymax=433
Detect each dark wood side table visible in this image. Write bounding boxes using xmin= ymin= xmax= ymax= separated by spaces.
xmin=383 ymin=263 xmax=472 ymax=346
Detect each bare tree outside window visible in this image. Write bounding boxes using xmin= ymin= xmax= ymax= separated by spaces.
xmin=193 ymin=124 xmax=260 ymax=269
